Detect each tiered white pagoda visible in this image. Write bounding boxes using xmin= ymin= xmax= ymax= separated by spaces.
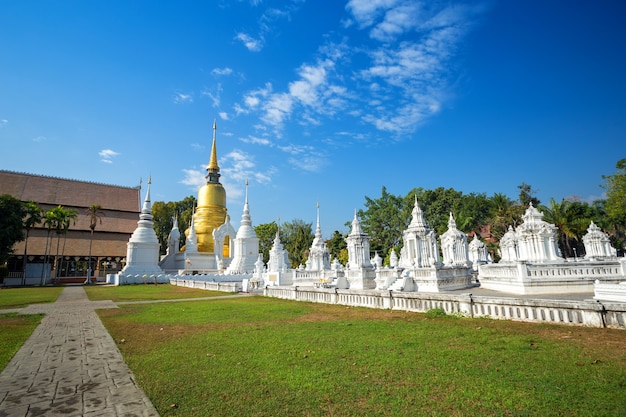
xmin=114 ymin=178 xmax=166 ymax=284
xmin=293 ymin=204 xmax=332 ymax=286
xmin=468 ymin=234 xmax=491 ymax=271
xmin=345 ymin=211 xmax=376 ymax=290
xmin=262 ymin=227 xmax=294 ymax=286
xmin=226 ymin=180 xmax=260 ymax=274
xmin=480 ymin=205 xmax=626 ymax=294
xmin=440 ymin=213 xmax=471 ymax=267
xmin=399 ymin=197 xmax=440 ymax=269
xmin=377 ymin=198 xmax=473 ymax=292
xmin=584 ymin=222 xmax=617 ymax=260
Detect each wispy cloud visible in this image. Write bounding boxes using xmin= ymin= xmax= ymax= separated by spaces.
xmin=234 ymin=0 xmax=304 ymax=52
xmin=0 ymin=119 xmax=7 ymax=128
xmin=211 ymin=67 xmax=233 ymax=76
xmin=180 ymin=168 xmax=205 ymax=189
xmin=241 ymin=0 xmax=478 ymax=136
xmin=32 ymin=135 xmax=47 ymax=143
xmin=174 ymin=92 xmax=193 ymax=104
xmin=202 ymin=84 xmax=223 ymax=108
xmin=235 ymin=32 xmax=264 ymax=52
xmin=219 ymin=112 xmax=229 ymax=120
xmin=99 ymin=149 xmax=120 ymax=164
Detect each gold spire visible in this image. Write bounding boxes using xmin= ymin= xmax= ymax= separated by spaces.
xmin=207 ymin=119 xmax=220 ymax=174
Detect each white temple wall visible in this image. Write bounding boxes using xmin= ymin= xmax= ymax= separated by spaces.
xmin=263 ymin=286 xmax=626 ymax=329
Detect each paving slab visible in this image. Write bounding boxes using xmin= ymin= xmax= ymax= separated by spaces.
xmin=0 ymin=285 xmax=159 ymax=417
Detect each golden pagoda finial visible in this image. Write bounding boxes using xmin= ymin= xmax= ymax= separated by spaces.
xmin=206 ymin=119 xmax=220 ymax=182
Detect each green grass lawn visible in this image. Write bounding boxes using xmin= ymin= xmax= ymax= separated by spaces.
xmin=98 ymin=297 xmax=626 ymax=417
xmin=84 ymin=284 xmax=233 ymax=302
xmin=0 ymin=313 xmax=43 ymax=370
xmin=0 ymin=286 xmax=64 ymax=309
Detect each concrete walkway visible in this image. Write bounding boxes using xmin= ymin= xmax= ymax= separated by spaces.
xmin=0 ymin=285 xmax=160 ymax=417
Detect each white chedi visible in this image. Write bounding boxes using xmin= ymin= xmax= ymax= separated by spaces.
xmin=305 ymin=203 xmax=331 ymax=271
xmin=399 ymin=197 xmax=440 ymax=268
xmin=346 ymin=211 xmax=373 ymax=270
xmin=583 ymin=221 xmax=617 ymax=260
xmin=468 ymin=234 xmax=491 ymax=270
xmin=440 ymin=212 xmax=471 ymax=267
xmin=515 ymin=203 xmax=562 ymax=262
xmin=268 ymin=230 xmax=290 ymax=273
xmin=120 ymin=178 xmax=164 ymax=276
xmin=227 ymin=180 xmax=260 ymax=274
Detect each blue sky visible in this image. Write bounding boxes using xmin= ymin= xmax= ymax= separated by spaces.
xmin=1 ymin=0 xmax=625 ymax=236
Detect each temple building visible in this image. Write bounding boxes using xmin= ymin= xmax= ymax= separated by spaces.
xmin=0 ymin=170 xmax=139 ymax=285
xmin=479 ymin=204 xmax=625 ymax=294
xmin=158 ymin=121 xmax=236 ymax=274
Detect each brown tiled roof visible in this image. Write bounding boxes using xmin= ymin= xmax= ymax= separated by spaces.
xmin=0 ymin=170 xmax=140 ymax=212
xmin=0 ymin=170 xmax=140 ymax=235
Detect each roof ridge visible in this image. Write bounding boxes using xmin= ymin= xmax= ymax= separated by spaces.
xmin=0 ymin=169 xmax=140 ymax=190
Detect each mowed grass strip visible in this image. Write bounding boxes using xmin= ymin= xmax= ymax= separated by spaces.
xmin=98 ymin=297 xmax=626 ymax=417
xmin=0 ymin=313 xmax=44 ymax=370
xmin=0 ymin=286 xmax=64 ymax=309
xmin=84 ymin=283 xmax=232 ymax=302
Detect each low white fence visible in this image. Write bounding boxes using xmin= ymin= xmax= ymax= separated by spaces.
xmin=170 ymin=277 xmax=242 ymax=292
xmin=264 ymin=286 xmax=626 ymax=329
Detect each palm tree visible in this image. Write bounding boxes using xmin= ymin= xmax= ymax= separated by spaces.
xmin=22 ymin=201 xmax=43 ymax=285
xmin=41 ymin=207 xmax=62 ymax=285
xmin=539 ymin=198 xmax=589 ymax=258
xmin=57 ymin=208 xmax=77 ymax=280
xmin=85 ymin=204 xmax=104 ymax=284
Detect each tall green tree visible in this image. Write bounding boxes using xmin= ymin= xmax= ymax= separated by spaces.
xmin=21 ymin=201 xmax=43 ymax=283
xmin=0 ymin=195 xmax=26 ymax=265
xmin=539 ymin=198 xmax=589 ymax=258
xmin=358 ymin=186 xmax=406 ymax=255
xmin=57 ymin=209 xmax=78 ymax=274
xmin=326 ymin=230 xmax=347 ymax=264
xmin=602 ymin=158 xmax=626 ymax=252
xmin=41 ymin=207 xmax=63 ymax=284
xmin=488 ymin=193 xmax=519 ymax=241
xmin=518 ymin=182 xmax=541 ymax=207
xmin=85 ymin=204 xmax=105 ymax=283
xmin=280 ymin=219 xmax=314 ymax=268
xmin=254 ymin=221 xmax=279 ymax=264
xmin=152 ymin=196 xmax=196 ymax=255
xmin=52 ymin=206 xmax=77 ymax=279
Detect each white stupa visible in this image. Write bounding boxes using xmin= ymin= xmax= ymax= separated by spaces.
xmin=227 ymin=180 xmax=260 ymax=274
xmin=305 ymin=203 xmax=331 ymax=271
xmin=440 ymin=212 xmax=471 ymax=267
xmin=117 ymin=178 xmax=164 ymax=282
xmin=345 ymin=210 xmax=376 ymax=289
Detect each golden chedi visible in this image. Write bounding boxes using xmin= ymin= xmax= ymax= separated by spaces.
xmin=187 ymin=120 xmax=227 ymax=253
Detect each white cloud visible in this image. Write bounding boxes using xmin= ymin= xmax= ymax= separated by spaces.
xmin=241 ymin=135 xmax=272 ymax=146
xmin=235 ymin=32 xmax=264 ymax=52
xmin=32 ymin=136 xmax=47 ymax=143
xmin=0 ymin=119 xmax=7 ymax=128
xmin=346 ymin=0 xmax=400 ymax=29
xmin=191 ymin=143 xmax=205 ymax=150
xmin=370 ymin=3 xmax=421 ymax=42
xmin=99 ymin=149 xmax=120 ymax=164
xmin=219 ymin=112 xmax=229 ymax=120
xmin=211 ymin=67 xmax=233 ymax=76
xmin=174 ymin=92 xmax=193 ymax=104
xmin=287 ymin=154 xmax=327 ymax=173
xmin=180 ymin=168 xmax=205 ymax=189
xmin=202 ymin=84 xmax=222 ymax=108
xmin=238 ymin=0 xmax=478 ymax=138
